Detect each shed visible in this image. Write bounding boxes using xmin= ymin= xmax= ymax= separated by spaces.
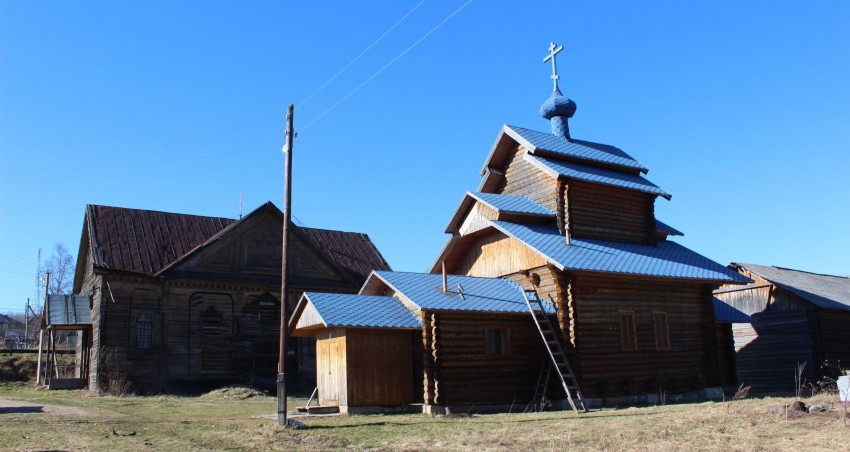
xmin=714 ymin=263 xmax=850 ymax=392
xmin=38 ymin=294 xmax=92 ymax=390
xmin=290 ymin=293 xmax=421 ymax=412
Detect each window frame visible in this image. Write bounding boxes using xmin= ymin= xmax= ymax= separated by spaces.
xmin=619 ymin=310 xmax=638 ymax=351
xmin=136 ymin=314 xmax=153 ymax=350
xmin=653 ymin=311 xmax=671 ymax=351
xmin=485 ymin=327 xmax=511 ymax=355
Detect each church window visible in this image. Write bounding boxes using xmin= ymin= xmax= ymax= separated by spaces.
xmin=137 ymin=314 xmax=152 ymax=350
xmin=653 ymin=312 xmax=671 ymax=350
xmin=619 ymin=311 xmax=637 ymax=351
xmin=486 ymin=327 xmax=510 ymax=355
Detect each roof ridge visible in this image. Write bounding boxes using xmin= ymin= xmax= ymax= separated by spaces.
xmin=736 ymin=263 xmax=849 ymax=280
xmin=89 ymin=204 xmax=236 ymax=223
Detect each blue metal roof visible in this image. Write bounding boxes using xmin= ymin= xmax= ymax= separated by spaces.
xmin=529 ymin=154 xmax=672 ymax=200
xmin=372 ymin=271 xmax=555 ymax=314
xmin=46 ymin=294 xmax=92 ymax=326
xmin=469 ymin=192 xmax=554 ymax=217
xmin=302 ymin=292 xmax=422 ymax=329
xmin=655 ymin=219 xmax=684 ymax=236
xmin=506 ymin=125 xmax=648 ymax=173
xmin=489 ymin=221 xmax=750 ymax=283
xmin=713 ymin=298 xmax=753 ymax=323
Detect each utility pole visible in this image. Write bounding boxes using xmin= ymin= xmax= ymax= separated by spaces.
xmin=278 ymin=104 xmax=294 ymax=427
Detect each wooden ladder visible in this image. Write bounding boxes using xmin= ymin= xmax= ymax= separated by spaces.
xmin=523 ymin=289 xmax=587 ymax=413
xmin=526 ymin=359 xmax=552 ymax=412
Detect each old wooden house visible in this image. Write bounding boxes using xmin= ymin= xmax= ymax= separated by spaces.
xmin=714 ymin=263 xmax=850 ymax=392
xmin=288 ymin=45 xmax=750 ymax=412
xmin=72 ymin=201 xmax=390 ymax=393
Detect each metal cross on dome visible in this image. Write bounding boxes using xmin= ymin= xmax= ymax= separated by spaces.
xmin=543 ymin=41 xmax=564 ymax=91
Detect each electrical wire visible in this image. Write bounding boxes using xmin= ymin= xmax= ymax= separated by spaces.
xmin=297 ymin=0 xmax=428 ymax=109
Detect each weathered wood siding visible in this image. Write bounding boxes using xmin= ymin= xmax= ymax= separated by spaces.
xmin=345 ymin=329 xmax=415 ymax=407
xmin=496 ymin=144 xmax=559 ymax=212
xmin=715 ymin=324 xmax=737 ymax=389
xmin=566 ymin=180 xmax=655 ymax=244
xmin=571 ymin=275 xmax=718 ymax=396
xmin=453 ymin=231 xmax=548 ymax=278
xmin=817 ymin=310 xmax=850 ymax=375
xmin=423 ymin=312 xmax=545 ymax=406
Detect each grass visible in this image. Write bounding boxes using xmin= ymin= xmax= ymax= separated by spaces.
xmin=0 ymin=381 xmax=847 ymax=451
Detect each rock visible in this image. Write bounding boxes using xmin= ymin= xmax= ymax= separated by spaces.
xmin=807 ymin=404 xmax=829 ymax=413
xmin=287 ymin=419 xmax=306 ymax=429
xmin=790 ymin=401 xmax=807 ymax=412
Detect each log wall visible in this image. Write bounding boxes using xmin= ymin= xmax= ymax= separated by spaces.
xmin=422 ymin=311 xmax=546 ymax=406
xmin=497 ymin=145 xmax=559 ymax=212
xmin=571 ymin=275 xmax=718 ymax=397
xmin=567 ymin=180 xmax=655 ymax=244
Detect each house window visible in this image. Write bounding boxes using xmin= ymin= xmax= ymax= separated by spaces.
xmin=653 ymin=312 xmax=671 ymax=350
xmin=486 ymin=327 xmax=510 ymax=355
xmin=137 ymin=314 xmax=152 ymax=350
xmin=619 ymin=311 xmax=637 ymax=351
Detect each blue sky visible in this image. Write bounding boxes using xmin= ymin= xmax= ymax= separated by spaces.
xmin=1 ymin=1 xmax=849 ymax=313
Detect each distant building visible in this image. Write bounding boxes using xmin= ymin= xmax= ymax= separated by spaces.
xmin=714 ymin=263 xmax=850 ymax=392
xmin=72 ymin=202 xmax=390 ymax=393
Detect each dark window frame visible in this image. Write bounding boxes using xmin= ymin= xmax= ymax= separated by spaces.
xmin=619 ymin=310 xmax=638 ymax=351
xmin=653 ymin=311 xmax=671 ymax=351
xmin=485 ymin=327 xmax=511 ymax=355
xmin=136 ymin=314 xmax=153 ymax=350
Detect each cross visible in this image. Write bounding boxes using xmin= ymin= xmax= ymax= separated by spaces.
xmin=543 ymin=41 xmax=564 ymax=91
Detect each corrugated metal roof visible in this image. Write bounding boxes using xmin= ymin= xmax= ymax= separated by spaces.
xmin=372 ymin=271 xmax=555 ymax=314
xmin=734 ymin=263 xmax=850 ymax=311
xmin=655 ymin=219 xmax=684 ymax=237
xmin=528 ymin=154 xmax=672 ymax=199
xmin=469 ymin=192 xmax=554 ymax=216
xmin=506 ymin=125 xmax=649 ymax=173
xmin=296 ymin=227 xmax=391 ymax=282
xmin=302 ymin=292 xmax=421 ymax=329
xmin=46 ymin=294 xmax=92 ymax=326
xmin=713 ymin=298 xmax=752 ymax=323
xmin=490 ymin=221 xmax=750 ymax=283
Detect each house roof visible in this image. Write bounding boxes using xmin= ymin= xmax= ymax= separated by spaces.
xmin=732 ymin=263 xmax=850 ymax=311
xmin=45 ymin=294 xmax=92 ymax=327
xmin=294 ymin=293 xmax=421 ymax=330
xmin=85 ymin=203 xmax=390 ymax=281
xmin=489 ymin=220 xmax=750 ymax=283
xmin=527 ymin=154 xmax=671 ymax=200
xmin=713 ymin=297 xmax=752 ymax=323
xmin=366 ymin=271 xmax=555 ymax=314
xmin=0 ymin=313 xmax=22 ymax=326
xmin=484 ymin=125 xmax=648 ymax=174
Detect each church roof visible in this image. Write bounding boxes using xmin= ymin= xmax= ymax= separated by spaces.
xmin=83 ymin=203 xmax=390 ymax=281
xmin=468 ymin=192 xmax=554 ymax=217
xmin=489 ymin=220 xmax=749 ymax=283
xmin=527 ymin=154 xmax=671 ymax=199
xmin=730 ymin=263 xmax=850 ymax=311
xmin=365 ymin=271 xmax=555 ymax=314
xmin=655 ymin=219 xmax=684 ymax=237
xmin=294 ymin=293 xmax=421 ymax=330
xmin=483 ymin=125 xmax=649 ymax=175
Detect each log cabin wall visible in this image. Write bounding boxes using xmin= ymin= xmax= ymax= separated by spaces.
xmin=566 ymin=180 xmax=655 ymax=244
xmin=344 ymin=329 xmax=415 ymax=407
xmin=715 ymin=324 xmax=738 ymax=389
xmin=422 ymin=311 xmax=546 ymax=406
xmin=816 ymin=310 xmax=850 ymax=377
xmin=496 ymin=144 xmax=559 ymax=212
xmin=571 ymin=274 xmax=718 ymax=397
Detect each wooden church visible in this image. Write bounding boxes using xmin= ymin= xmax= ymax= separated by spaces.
xmin=72 ymin=201 xmax=390 ymax=393
xmin=289 ymin=43 xmax=750 ymax=413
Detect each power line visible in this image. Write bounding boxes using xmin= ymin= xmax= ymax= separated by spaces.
xmin=297 ymin=0 xmax=429 ymax=110
xmin=300 ymin=0 xmax=475 ymax=132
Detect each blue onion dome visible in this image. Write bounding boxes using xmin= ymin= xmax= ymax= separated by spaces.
xmin=540 ymin=88 xmax=576 ymax=120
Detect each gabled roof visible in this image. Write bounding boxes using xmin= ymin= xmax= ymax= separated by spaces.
xmin=365 ymin=271 xmax=555 ymax=314
xmin=291 ymin=293 xmax=421 ymax=332
xmin=83 ymin=202 xmax=390 ymax=282
xmin=527 ymin=154 xmax=671 ymax=200
xmin=489 ymin=220 xmax=750 ymax=283
xmin=480 ymin=125 xmax=649 ymax=175
xmin=732 ymin=263 xmax=850 ymax=311
xmin=655 ymin=219 xmax=684 ymax=237
xmin=445 ymin=191 xmax=554 ymax=233
xmin=713 ymin=297 xmax=752 ymax=323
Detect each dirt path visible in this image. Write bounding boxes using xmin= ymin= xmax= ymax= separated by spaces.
xmin=0 ymin=395 xmax=98 ymax=417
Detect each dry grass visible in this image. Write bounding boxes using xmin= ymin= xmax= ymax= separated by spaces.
xmin=0 ymin=381 xmax=847 ymax=451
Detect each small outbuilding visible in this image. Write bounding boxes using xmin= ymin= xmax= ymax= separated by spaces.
xmin=714 ymin=263 xmax=850 ymax=392
xmin=37 ymin=294 xmax=92 ymax=390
